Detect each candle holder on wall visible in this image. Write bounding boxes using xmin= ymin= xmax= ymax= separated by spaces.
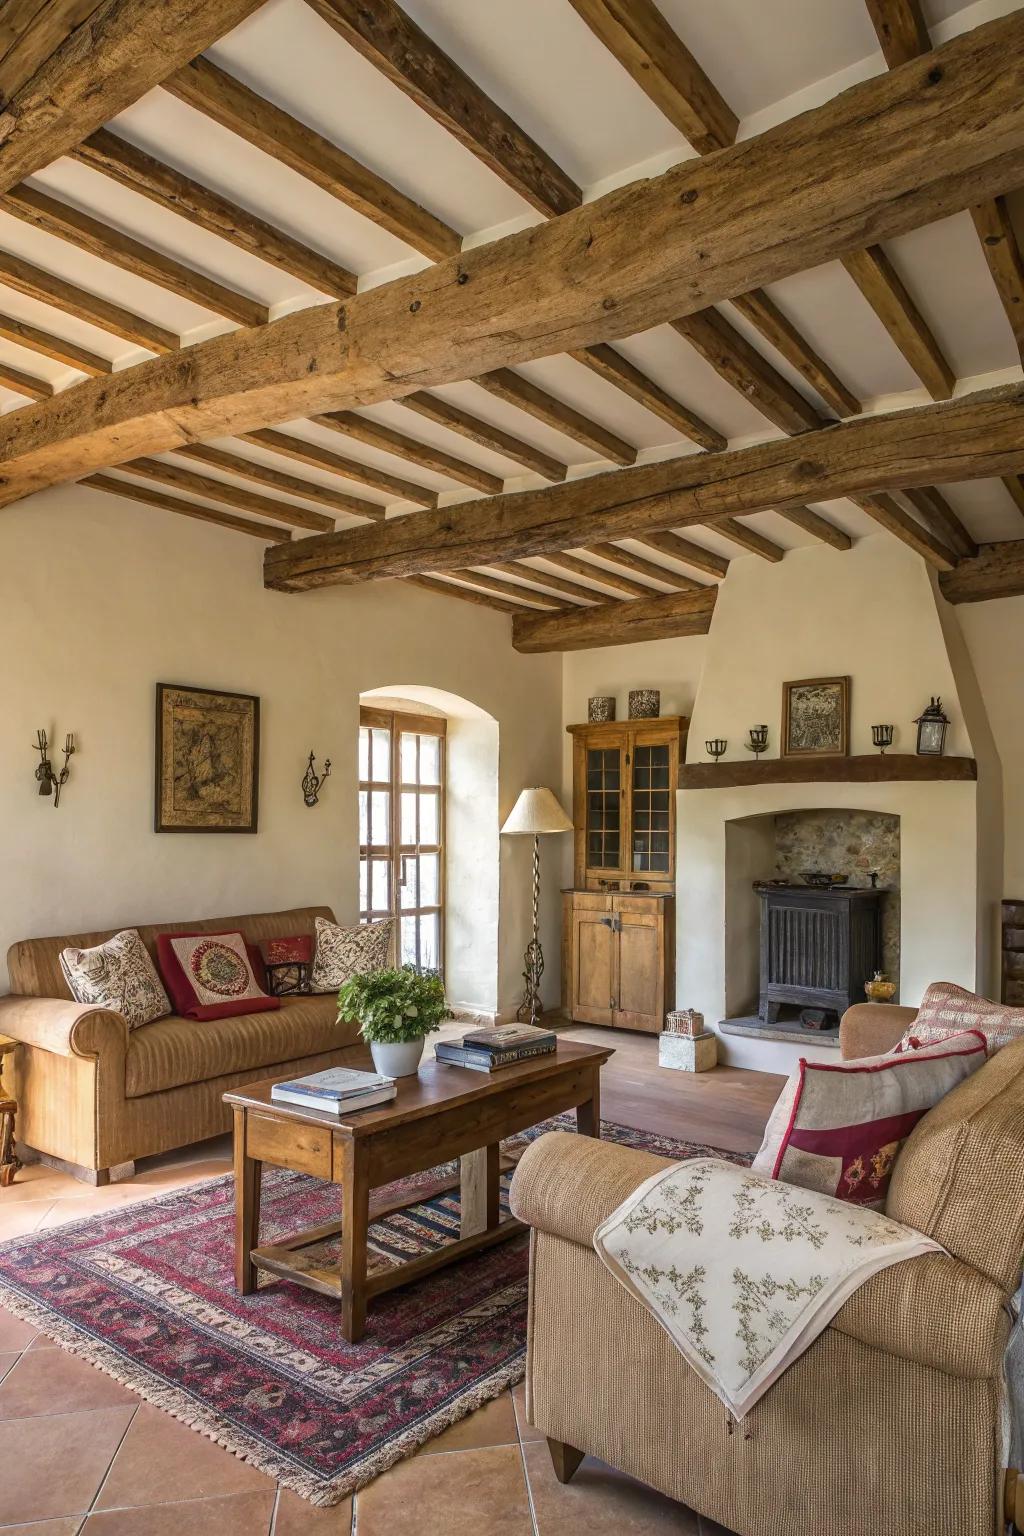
xmin=871 ymin=724 xmax=894 ymax=754
xmin=33 ymin=729 xmax=74 ymax=808
xmin=705 ymin=738 xmax=727 ymax=763
xmin=301 ymin=750 xmax=331 ymax=807
xmin=745 ymin=725 xmax=769 ymax=758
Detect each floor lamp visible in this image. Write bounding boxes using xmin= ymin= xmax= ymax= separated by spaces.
xmin=501 ymin=787 xmax=574 ymax=1027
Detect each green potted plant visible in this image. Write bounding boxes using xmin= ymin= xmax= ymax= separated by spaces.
xmin=337 ymin=965 xmax=451 ymax=1078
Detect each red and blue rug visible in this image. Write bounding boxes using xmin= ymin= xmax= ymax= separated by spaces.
xmin=0 ymin=1118 xmax=748 ymax=1506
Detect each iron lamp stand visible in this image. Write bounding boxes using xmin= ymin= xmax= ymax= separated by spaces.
xmin=517 ymin=833 xmax=545 ymax=1027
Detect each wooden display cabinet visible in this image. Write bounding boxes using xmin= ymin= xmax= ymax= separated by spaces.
xmin=562 ymin=890 xmax=674 ymax=1034
xmin=567 ymin=716 xmax=688 ymax=893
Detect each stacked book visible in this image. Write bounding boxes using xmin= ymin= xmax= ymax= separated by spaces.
xmin=271 ymin=1066 xmax=396 ymax=1114
xmin=435 ymin=1023 xmax=557 ymax=1073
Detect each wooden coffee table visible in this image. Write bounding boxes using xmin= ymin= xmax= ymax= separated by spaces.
xmin=224 ymin=1039 xmax=612 ymax=1341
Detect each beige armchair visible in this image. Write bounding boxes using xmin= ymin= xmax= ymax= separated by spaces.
xmin=509 ymin=1007 xmax=1024 ymax=1536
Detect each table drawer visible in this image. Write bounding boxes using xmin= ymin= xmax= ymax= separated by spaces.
xmin=246 ymin=1110 xmax=332 ymax=1177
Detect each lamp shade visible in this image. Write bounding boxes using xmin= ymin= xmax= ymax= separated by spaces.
xmin=501 ymin=786 xmax=573 ymax=836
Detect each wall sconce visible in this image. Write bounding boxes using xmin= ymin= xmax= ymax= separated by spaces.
xmin=871 ymin=724 xmax=894 ymax=754
xmin=914 ymin=698 xmax=950 ymax=757
xmin=34 ymin=729 xmax=74 ymax=808
xmin=301 ymin=750 xmax=331 ymax=807
xmin=745 ymin=725 xmax=769 ymax=758
xmin=705 ymin=738 xmax=727 ymax=762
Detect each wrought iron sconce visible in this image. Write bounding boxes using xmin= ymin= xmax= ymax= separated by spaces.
xmin=705 ymin=738 xmax=727 ymax=763
xmin=301 ymin=750 xmax=331 ymax=807
xmin=745 ymin=724 xmax=769 ymax=758
xmin=34 ymin=729 xmax=74 ymax=808
xmin=871 ymin=724 xmax=894 ymax=754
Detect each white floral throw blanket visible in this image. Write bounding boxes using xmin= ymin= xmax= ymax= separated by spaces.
xmin=593 ymin=1158 xmax=942 ymax=1418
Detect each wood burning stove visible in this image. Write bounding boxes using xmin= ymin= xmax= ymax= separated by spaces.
xmin=754 ymin=883 xmax=883 ymax=1026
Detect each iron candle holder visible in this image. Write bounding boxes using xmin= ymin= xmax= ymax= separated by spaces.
xmin=301 ymin=750 xmax=331 ymax=807
xmin=706 ymin=738 xmax=727 ymax=763
xmin=33 ymin=729 xmax=74 ymax=808
xmin=871 ymin=724 xmax=894 ymax=754
xmin=745 ymin=725 xmax=769 ymax=757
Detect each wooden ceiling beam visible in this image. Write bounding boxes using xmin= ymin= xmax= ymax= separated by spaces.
xmin=242 ymin=426 xmax=437 ymax=507
xmin=400 ymin=392 xmax=569 ymax=481
xmin=938 ymin=539 xmax=1024 ymax=603
xmin=842 ymin=245 xmax=955 ymax=399
xmin=73 ymin=130 xmax=356 ymax=300
xmin=305 ymin=0 xmax=581 ymax=216
xmin=0 ymin=0 xmax=266 ymax=192
xmin=971 ymin=197 xmax=1024 ymax=362
xmin=475 ymin=367 xmax=638 ymax=465
xmin=541 ymin=550 xmax=653 ymax=597
xmin=4 ymin=12 xmax=1024 ymax=502
xmin=85 ymin=471 xmax=291 ymax=542
xmin=512 ymin=584 xmax=718 ymax=652
xmin=728 ymin=290 xmax=861 ymax=419
xmin=260 ymin=384 xmax=1023 ymax=589
xmin=714 ymin=516 xmax=785 ymax=562
xmin=570 ymin=343 xmax=726 ymax=450
xmin=774 ymin=504 xmax=853 ymax=550
xmin=901 ymin=485 xmax=977 ymax=559
xmin=583 ymin=541 xmax=702 ymax=590
xmin=0 ymin=0 xmax=98 ymax=104
xmin=635 ymin=530 xmax=729 ymax=580
xmin=121 ymin=457 xmax=335 ymax=533
xmin=1003 ymin=475 xmax=1024 ymax=519
xmin=864 ymin=0 xmax=930 ymax=67
xmin=0 ymin=182 xmax=269 ymax=328
xmin=854 ymin=493 xmax=959 ymax=569
xmin=175 ymin=443 xmax=383 ymax=519
xmin=404 ymin=573 xmax=527 ymax=614
xmin=163 ymin=56 xmax=459 ymax=262
xmin=0 ymin=310 xmax=111 ymax=374
xmin=671 ymin=309 xmax=826 ymax=434
xmin=314 ymin=409 xmax=503 ymax=494
xmin=449 ymin=569 xmax=568 ymax=609
xmin=0 ymin=250 xmax=178 ymax=352
xmin=566 ymin=0 xmax=737 ymax=152
xmin=489 ymin=561 xmax=603 ymax=604
xmin=0 ymin=360 xmax=53 ymax=400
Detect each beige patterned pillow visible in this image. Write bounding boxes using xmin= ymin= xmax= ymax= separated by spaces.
xmin=310 ymin=916 xmax=394 ymax=995
xmin=60 ymin=928 xmax=170 ymax=1030
xmin=896 ymin=980 xmax=1024 ymax=1055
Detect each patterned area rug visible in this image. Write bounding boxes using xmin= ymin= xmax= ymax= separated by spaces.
xmin=0 ymin=1117 xmax=749 ymax=1506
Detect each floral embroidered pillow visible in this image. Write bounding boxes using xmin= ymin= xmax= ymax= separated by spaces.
xmin=156 ymin=930 xmax=279 ymax=1022
xmin=60 ymin=929 xmax=170 ymax=1030
xmin=752 ymin=1031 xmax=987 ymax=1207
xmin=895 ymin=980 xmax=1024 ymax=1056
xmin=310 ymin=916 xmax=394 ymax=995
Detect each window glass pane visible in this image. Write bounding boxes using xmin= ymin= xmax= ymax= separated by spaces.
xmin=419 ymin=851 xmax=439 ymax=907
xmin=358 ymin=790 xmax=368 ymax=844
xmin=371 ymin=727 xmax=390 ymax=782
xmin=419 ymin=735 xmax=441 ymax=785
xmin=400 ymin=791 xmax=418 ymax=845
xmin=369 ymin=791 xmax=390 ymax=847
xmin=418 ymin=791 xmax=439 ymax=845
xmin=419 ymin=914 xmax=440 ymax=971
xmin=371 ymin=858 xmax=390 ymax=911
xmin=358 ymin=727 xmax=370 ymax=781
xmin=400 ymin=731 xmax=417 ymax=785
xmin=400 ymin=915 xmax=418 ymax=968
xmin=400 ymin=855 xmax=419 ymax=909
xmin=359 ymin=858 xmax=369 ymax=912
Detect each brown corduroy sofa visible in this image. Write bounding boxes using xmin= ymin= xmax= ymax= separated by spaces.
xmin=0 ymin=906 xmax=372 ymax=1184
xmin=510 ymin=1002 xmax=1024 ymax=1536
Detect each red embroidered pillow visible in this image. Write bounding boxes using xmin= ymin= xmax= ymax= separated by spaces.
xmin=752 ymin=1031 xmax=987 ymax=1207
xmin=895 ymin=981 xmax=1024 ymax=1056
xmin=156 ymin=930 xmax=280 ymax=1021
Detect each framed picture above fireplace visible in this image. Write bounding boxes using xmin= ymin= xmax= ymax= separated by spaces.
xmin=781 ymin=676 xmax=850 ymax=758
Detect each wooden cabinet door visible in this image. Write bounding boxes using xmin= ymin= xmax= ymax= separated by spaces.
xmin=613 ymin=908 xmax=664 ymax=1032
xmin=570 ymin=903 xmax=618 ymax=1026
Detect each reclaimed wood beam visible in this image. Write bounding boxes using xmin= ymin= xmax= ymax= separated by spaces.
xmin=0 ymin=182 xmax=269 ymax=327
xmin=583 ymin=541 xmax=702 ymax=590
xmin=714 ymin=516 xmax=785 ymax=562
xmin=512 ymin=584 xmax=718 ymax=652
xmin=4 ymin=13 xmax=1024 ymax=502
xmin=774 ymin=504 xmax=853 ymax=550
xmin=570 ymin=343 xmax=726 ymax=449
xmin=85 ymin=471 xmax=291 ymax=541
xmin=163 ymin=57 xmax=458 ymax=262
xmin=853 ymin=492 xmax=959 ymax=569
xmin=0 ymin=360 xmax=52 ymax=400
xmin=0 ymin=250 xmax=178 ymax=352
xmin=728 ymin=290 xmax=861 ymax=419
xmin=901 ymin=485 xmax=977 ymax=558
xmin=566 ymin=0 xmax=737 ymax=152
xmin=0 ymin=0 xmax=98 ymax=104
xmin=636 ymin=530 xmax=729 ymax=579
xmin=315 ymin=409 xmax=503 ymax=494
xmin=671 ymin=309 xmax=825 ymax=433
xmin=242 ymin=427 xmax=437 ymax=507
xmin=0 ymin=0 xmax=266 ymax=192
xmin=842 ymin=245 xmax=955 ymax=399
xmin=400 ymin=392 xmax=568 ymax=481
xmin=971 ymin=197 xmax=1024 ymax=361
xmin=1003 ymin=474 xmax=1024 ymax=519
xmin=305 ymin=0 xmax=581 ymax=216
xmin=475 ymin=367 xmax=638 ymax=465
xmin=864 ymin=0 xmax=930 ymax=68
xmin=0 ymin=310 xmax=111 ymax=374
xmin=122 ymin=457 xmax=335 ymax=533
xmin=489 ymin=561 xmax=603 ymax=604
xmin=938 ymin=538 xmax=1024 ymax=602
xmin=541 ymin=550 xmax=653 ymax=597
xmin=73 ymin=130 xmax=356 ymax=299
xmin=404 ymin=573 xmax=528 ymax=614
xmin=260 ymin=384 xmax=1024 ymax=589
xmin=450 ymin=569 xmax=569 ymax=608
xmin=175 ymin=443 xmax=383 ymax=519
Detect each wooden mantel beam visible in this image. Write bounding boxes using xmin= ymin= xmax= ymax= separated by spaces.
xmin=938 ymin=539 xmax=1024 ymax=603
xmin=261 ymin=384 xmax=1024 ymax=589
xmin=511 ymin=585 xmax=718 ymax=652
xmin=0 ymin=0 xmax=265 ymax=192
xmin=3 ymin=12 xmax=1024 ymax=504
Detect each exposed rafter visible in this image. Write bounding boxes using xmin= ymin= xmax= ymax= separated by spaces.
xmin=671 ymin=309 xmax=825 ymax=434
xmin=540 ymin=550 xmax=654 ymax=598
xmin=474 ymin=367 xmax=638 ymax=465
xmin=900 ymin=486 xmax=977 ymax=559
xmin=0 ymin=311 xmax=111 ymax=375
xmin=854 ymin=493 xmax=958 ymax=569
xmin=304 ymin=0 xmax=582 ymax=216
xmin=242 ymin=427 xmax=437 ymax=507
xmin=971 ymin=197 xmax=1024 ymax=362
xmin=0 ymin=1 xmax=99 ymax=106
xmin=512 ymin=584 xmax=719 ymax=652
xmin=449 ymin=568 xmax=569 ymax=608
xmin=775 ymin=504 xmax=853 ymax=550
xmin=163 ymin=55 xmax=459 ymax=261
xmin=405 ymin=573 xmax=531 ymax=614
xmin=0 ymin=359 xmax=52 ymax=400
xmin=939 ymin=539 xmax=1024 ymax=603
xmin=121 ymin=457 xmax=336 ymax=533
xmin=400 ymin=392 xmax=569 ymax=481
xmin=841 ymin=245 xmax=955 ymax=399
xmin=570 ymin=344 xmax=726 ymax=450
xmin=635 ymin=531 xmax=729 ymax=580
xmin=85 ymin=472 xmax=291 ymax=542
xmin=315 ymin=410 xmax=503 ymax=494
xmin=1003 ymin=475 xmax=1024 ymax=519
xmin=0 ymin=249 xmax=178 ymax=352
xmin=175 ymin=444 xmax=384 ymax=519
xmin=714 ymin=516 xmax=785 ymax=562
xmin=863 ymin=0 xmax=930 ymax=67
xmin=488 ymin=561 xmax=603 ymax=604
xmin=583 ymin=542 xmax=702 ymax=591
xmin=727 ymin=290 xmax=861 ymax=419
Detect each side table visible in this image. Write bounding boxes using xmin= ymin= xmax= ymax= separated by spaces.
xmin=0 ymin=1038 xmax=20 ymax=1186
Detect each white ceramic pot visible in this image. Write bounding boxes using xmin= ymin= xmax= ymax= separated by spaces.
xmin=369 ymin=1037 xmax=425 ymax=1078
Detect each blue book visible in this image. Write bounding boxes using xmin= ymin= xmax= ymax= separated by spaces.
xmin=271 ymin=1066 xmax=393 ymax=1103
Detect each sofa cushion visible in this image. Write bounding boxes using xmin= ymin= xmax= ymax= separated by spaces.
xmin=156 ymin=930 xmax=279 ymax=1021
xmin=60 ymin=929 xmax=170 ymax=1030
xmin=309 ymin=915 xmax=394 ymax=994
xmin=125 ymin=993 xmax=358 ymax=1098
xmin=895 ymin=980 xmax=1024 ymax=1055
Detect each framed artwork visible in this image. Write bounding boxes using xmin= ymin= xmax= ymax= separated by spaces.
xmin=155 ymin=684 xmax=259 ymax=833
xmin=782 ymin=676 xmax=850 ymax=758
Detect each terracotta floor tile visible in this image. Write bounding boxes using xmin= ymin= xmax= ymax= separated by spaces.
xmin=95 ymin=1403 xmax=273 ymax=1509
xmin=272 ymin=1488 xmax=352 ymax=1533
xmin=0 ymin=1349 xmax=22 ymax=1382
xmin=510 ymin=1380 xmax=543 ymax=1443
xmin=419 ymin=1390 xmax=519 ymax=1455
xmin=355 ymin=1444 xmax=532 ymax=1536
xmin=0 ymin=1166 xmax=90 ymax=1204
xmin=0 ymin=1308 xmax=39 ymax=1351
xmin=83 ymin=1490 xmax=275 ymax=1536
xmin=0 ymin=1201 xmax=55 ymax=1238
xmin=523 ymin=1440 xmax=699 ymax=1534
xmin=25 ymin=1332 xmax=60 ymax=1350
xmin=0 ymin=1405 xmax=135 ymax=1524
xmin=0 ymin=1520 xmax=85 ymax=1534
xmin=0 ymin=1348 xmax=136 ymax=1420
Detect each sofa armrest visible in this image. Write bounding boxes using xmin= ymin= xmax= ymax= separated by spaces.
xmin=0 ymin=995 xmax=128 ymax=1060
xmin=510 ymin=1130 xmax=673 ymax=1247
xmin=840 ymin=1003 xmax=917 ymax=1059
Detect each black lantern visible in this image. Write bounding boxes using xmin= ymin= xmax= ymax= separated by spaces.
xmin=914 ymin=698 xmax=950 ymax=756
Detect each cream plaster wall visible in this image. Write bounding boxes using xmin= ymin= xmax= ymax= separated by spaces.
xmin=956 ymin=595 xmax=1024 ymax=902
xmin=0 ymin=485 xmax=563 ymax=1011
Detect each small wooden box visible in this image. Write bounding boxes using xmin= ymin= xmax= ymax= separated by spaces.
xmin=659 ymin=1030 xmax=717 ymax=1073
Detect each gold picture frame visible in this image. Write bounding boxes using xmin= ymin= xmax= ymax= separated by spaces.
xmin=155 ymin=683 xmax=259 ymax=833
xmin=782 ymin=676 xmax=850 ymax=758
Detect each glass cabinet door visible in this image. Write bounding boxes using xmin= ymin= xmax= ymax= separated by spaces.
xmin=585 ymin=745 xmax=623 ymax=872
xmin=630 ymin=742 xmax=671 ymax=874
